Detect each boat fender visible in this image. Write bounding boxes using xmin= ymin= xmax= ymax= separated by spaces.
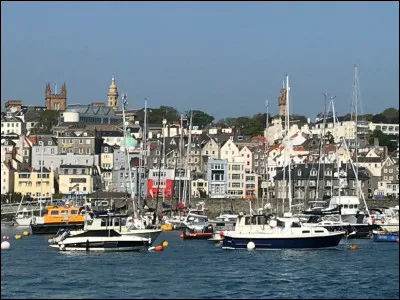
xmin=347 ymin=244 xmax=358 ymax=250
xmin=154 ymin=245 xmax=163 ymax=251
xmin=85 ymin=239 xmax=90 ymax=252
xmin=381 ymin=217 xmax=385 ymax=224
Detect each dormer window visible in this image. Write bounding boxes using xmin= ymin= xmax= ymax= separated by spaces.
xmin=48 ymin=141 xmax=52 ymax=146
xmin=39 ymin=141 xmax=43 ymax=145
xmin=310 ymin=168 xmax=318 ymax=176
xmin=325 ymin=169 xmax=332 ymax=176
xmin=104 ymin=147 xmax=109 ymax=153
xmin=297 ymin=170 xmax=301 ymax=176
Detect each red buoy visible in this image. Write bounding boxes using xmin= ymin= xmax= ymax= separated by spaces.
xmin=154 ymin=245 xmax=164 ymax=251
xmin=219 ymin=231 xmax=224 ymax=237
xmin=179 ymin=233 xmax=184 ymax=239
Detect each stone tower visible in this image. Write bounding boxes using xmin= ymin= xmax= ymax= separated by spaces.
xmin=107 ymin=75 xmax=119 ymax=110
xmin=278 ymin=87 xmax=287 ymax=117
xmin=45 ymin=83 xmax=67 ymax=111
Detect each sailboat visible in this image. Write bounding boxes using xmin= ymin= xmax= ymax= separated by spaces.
xmin=222 ymin=75 xmax=345 ymax=250
xmin=301 ymin=86 xmax=381 ymax=238
xmin=119 ymin=94 xmax=162 ymax=239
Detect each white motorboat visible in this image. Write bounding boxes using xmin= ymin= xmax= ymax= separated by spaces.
xmin=49 ymin=212 xmax=161 ymax=249
xmin=371 ymin=206 xmax=399 ymax=232
xmin=222 ymin=212 xmax=345 ymax=250
xmin=49 ymin=213 xmax=158 ymax=252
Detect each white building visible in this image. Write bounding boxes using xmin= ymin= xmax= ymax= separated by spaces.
xmin=239 ymin=146 xmax=253 ymax=172
xmin=227 ymin=156 xmax=245 ymax=198
xmin=1 ymin=161 xmax=14 ymax=195
xmin=220 ymin=139 xmax=240 ymax=161
xmin=206 ymin=158 xmax=228 ymax=199
xmin=1 ymin=113 xmax=24 ymax=136
xmin=191 ymin=178 xmax=208 ymax=198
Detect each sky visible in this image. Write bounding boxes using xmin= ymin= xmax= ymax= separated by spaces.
xmin=1 ymin=1 xmax=399 ymax=121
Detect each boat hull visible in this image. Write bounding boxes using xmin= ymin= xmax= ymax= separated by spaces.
xmin=31 ymin=222 xmax=84 ymax=234
xmin=122 ymin=229 xmax=162 ymax=245
xmin=183 ymin=232 xmax=213 ymax=240
xmin=372 ymin=231 xmax=399 ymax=243
xmin=54 ymin=239 xmax=149 ymax=252
xmin=222 ymin=232 xmax=344 ymax=249
xmin=14 ymin=217 xmax=32 ymax=227
xmin=379 ymin=224 xmax=399 ymax=233
xmin=307 ymin=224 xmax=381 ymax=239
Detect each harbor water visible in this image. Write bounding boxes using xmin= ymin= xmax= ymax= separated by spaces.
xmin=1 ymin=225 xmax=399 ymax=299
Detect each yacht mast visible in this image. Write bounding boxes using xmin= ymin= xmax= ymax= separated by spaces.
xmin=286 ymin=74 xmax=292 ymax=213
xmin=40 ymin=138 xmax=44 ymax=216
xmin=187 ymin=112 xmax=193 ymax=207
xmin=264 ymin=100 xmax=269 ymax=210
xmin=122 ymin=93 xmax=138 ymax=218
xmin=353 ymin=65 xmax=360 ymax=198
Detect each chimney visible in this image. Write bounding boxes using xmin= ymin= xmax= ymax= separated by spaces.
xmin=374 ymin=138 xmax=379 ymax=148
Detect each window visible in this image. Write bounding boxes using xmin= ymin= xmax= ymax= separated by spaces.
xmin=232 ymin=174 xmax=241 ymax=180
xmin=50 ymin=210 xmax=59 ymax=216
xmin=104 ymin=147 xmax=109 ymax=153
xmin=79 ymin=139 xmax=83 ymax=144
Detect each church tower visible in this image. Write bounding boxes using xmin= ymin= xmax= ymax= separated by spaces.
xmin=107 ymin=75 xmax=119 ymax=110
xmin=45 ymin=82 xmax=67 ymax=111
xmin=278 ymin=86 xmax=287 ymax=117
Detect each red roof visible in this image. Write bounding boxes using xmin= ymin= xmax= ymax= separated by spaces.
xmin=26 ymin=136 xmax=38 ymax=144
xmin=293 ymin=146 xmax=306 ymax=151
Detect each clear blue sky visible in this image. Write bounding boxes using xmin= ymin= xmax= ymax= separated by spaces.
xmin=1 ymin=1 xmax=398 ymax=120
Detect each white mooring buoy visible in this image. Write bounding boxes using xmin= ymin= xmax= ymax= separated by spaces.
xmin=1 ymin=241 xmax=11 ymax=250
xmin=247 ymin=241 xmax=255 ymax=250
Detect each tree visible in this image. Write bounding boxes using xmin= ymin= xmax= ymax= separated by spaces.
xmin=368 ymin=129 xmax=397 ymax=152
xmin=30 ymin=110 xmax=60 ymax=134
xmin=372 ymin=114 xmax=388 ymax=123
xmin=324 ymin=131 xmax=335 ymax=144
xmin=186 ymin=110 xmax=214 ymax=129
xmin=380 ymin=108 xmax=399 ymax=123
xmin=148 ymin=106 xmax=180 ymax=124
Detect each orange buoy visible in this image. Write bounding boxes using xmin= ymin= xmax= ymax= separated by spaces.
xmin=154 ymin=245 xmax=164 ymax=251
xmin=347 ymin=244 xmax=358 ymax=250
xmin=179 ymin=233 xmax=184 ymax=239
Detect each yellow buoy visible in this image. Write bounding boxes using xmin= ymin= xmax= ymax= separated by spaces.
xmin=161 ymin=240 xmax=169 ymax=247
xmin=15 ymin=234 xmax=22 ymax=240
xmin=161 ymin=224 xmax=173 ymax=231
xmin=23 ymin=231 xmax=29 ymax=236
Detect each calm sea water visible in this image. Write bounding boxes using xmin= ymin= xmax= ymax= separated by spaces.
xmin=1 ymin=225 xmax=399 ymax=299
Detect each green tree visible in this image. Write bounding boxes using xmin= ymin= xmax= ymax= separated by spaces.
xmin=148 ymin=106 xmax=180 ymax=124
xmin=368 ymin=129 xmax=397 ymax=152
xmin=186 ymin=110 xmax=214 ymax=129
xmin=372 ymin=114 xmax=388 ymax=123
xmin=30 ymin=110 xmax=60 ymax=134
xmin=380 ymin=108 xmax=399 ymax=123
xmin=324 ymin=131 xmax=335 ymax=144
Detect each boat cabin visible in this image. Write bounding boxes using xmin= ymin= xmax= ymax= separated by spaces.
xmin=327 ymin=196 xmax=360 ymax=213
xmin=43 ymin=205 xmax=86 ymax=224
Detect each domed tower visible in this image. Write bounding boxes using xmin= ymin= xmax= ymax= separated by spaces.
xmin=107 ymin=75 xmax=119 ymax=110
